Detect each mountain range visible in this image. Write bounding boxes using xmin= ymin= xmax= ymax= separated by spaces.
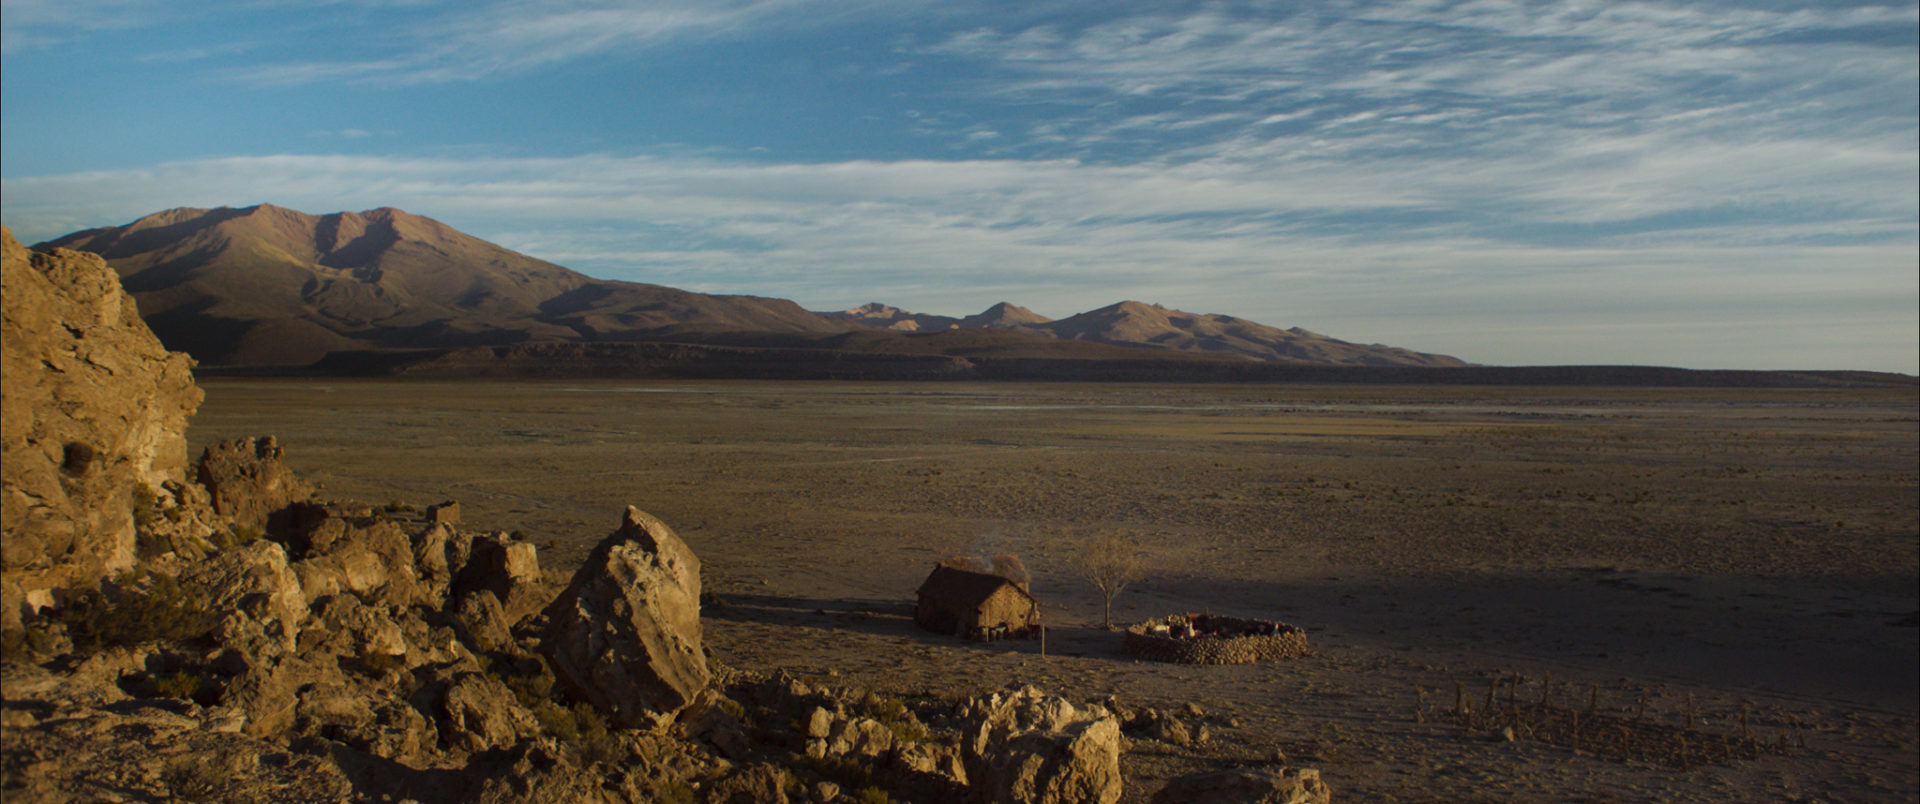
xmin=34 ymin=204 xmax=1467 ymax=370
xmin=822 ymin=300 xmax=1464 ymax=366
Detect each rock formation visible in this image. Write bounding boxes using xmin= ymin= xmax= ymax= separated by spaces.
xmin=961 ymin=686 xmax=1125 ymax=804
xmin=196 ymin=436 xmax=313 ymax=529
xmin=543 ymin=506 xmax=710 ymax=728
xmin=1 ymin=226 xmax=201 ymax=628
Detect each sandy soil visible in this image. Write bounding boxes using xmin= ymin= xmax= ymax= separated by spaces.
xmin=188 ymin=379 xmax=1919 ymax=802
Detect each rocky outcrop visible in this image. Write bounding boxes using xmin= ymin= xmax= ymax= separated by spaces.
xmin=543 ymin=506 xmax=709 ymax=729
xmin=196 ymin=436 xmax=313 ymax=529
xmin=962 ymin=686 xmax=1124 ymax=804
xmin=1 ymin=227 xmax=201 ymax=627
xmin=453 ymin=530 xmax=549 ymax=624
xmin=1150 ymin=767 xmax=1333 ymax=804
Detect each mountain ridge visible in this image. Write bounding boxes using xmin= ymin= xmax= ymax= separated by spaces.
xmin=38 ymin=204 xmax=1465 ymax=369
xmin=822 ymin=298 xmax=1466 ymax=367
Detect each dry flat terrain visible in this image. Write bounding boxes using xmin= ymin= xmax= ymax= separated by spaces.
xmin=188 ymin=380 xmax=1918 ymax=802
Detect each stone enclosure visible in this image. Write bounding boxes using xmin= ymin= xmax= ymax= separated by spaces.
xmin=1123 ymin=614 xmax=1311 ymax=665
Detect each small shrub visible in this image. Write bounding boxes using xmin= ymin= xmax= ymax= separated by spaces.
xmin=160 ymin=756 xmax=228 ymax=802
xmin=798 ymin=755 xmax=884 ymax=794
xmin=154 ymin=670 xmax=203 ymax=699
xmin=859 ymin=693 xmax=928 ymax=744
xmin=0 ymin=626 xmax=62 ymax=662
xmin=490 ymin=652 xmax=557 ymax=709
xmin=531 ymin=697 xmax=618 ymax=764
xmin=57 ymin=571 xmax=214 ymax=654
xmin=210 ymin=523 xmax=262 ymax=551
xmin=854 ymin=786 xmax=893 ymax=804
xmin=570 ymin=702 xmax=616 ymax=763
xmin=131 ymin=483 xmax=158 ymax=528
xmin=534 ymin=700 xmax=580 ymax=742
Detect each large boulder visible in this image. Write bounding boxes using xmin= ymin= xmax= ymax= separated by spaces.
xmin=1149 ymin=767 xmax=1332 ymax=804
xmin=434 ymin=672 xmax=543 ymax=754
xmin=542 ymin=506 xmax=709 ymax=729
xmin=0 ymin=228 xmax=201 ymax=627
xmin=962 ymin=686 xmax=1123 ymax=804
xmin=183 ymin=538 xmax=309 ymax=655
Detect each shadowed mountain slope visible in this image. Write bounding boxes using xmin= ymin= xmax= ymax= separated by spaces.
xmin=39 ymin=204 xmax=850 ymax=366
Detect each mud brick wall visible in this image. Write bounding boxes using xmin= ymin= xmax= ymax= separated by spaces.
xmin=1122 ymin=616 xmax=1311 ymax=665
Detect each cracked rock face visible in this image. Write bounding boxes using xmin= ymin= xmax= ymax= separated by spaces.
xmin=1 ymin=227 xmax=202 ymax=627
xmin=543 ymin=506 xmax=709 ymax=729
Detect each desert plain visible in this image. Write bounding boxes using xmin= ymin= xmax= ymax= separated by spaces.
xmin=186 ymin=378 xmax=1918 ymax=802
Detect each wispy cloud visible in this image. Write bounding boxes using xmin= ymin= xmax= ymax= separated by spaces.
xmin=0 ymin=0 xmax=159 ymax=52
xmin=238 ymin=0 xmax=912 ymax=86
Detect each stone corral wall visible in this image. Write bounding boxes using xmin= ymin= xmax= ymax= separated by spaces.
xmin=1123 ymin=615 xmax=1311 ymax=665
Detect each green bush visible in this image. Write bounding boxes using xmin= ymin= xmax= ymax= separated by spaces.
xmin=154 ymin=669 xmax=203 ymax=699
xmin=131 ymin=483 xmax=158 ymax=527
xmin=56 ymin=571 xmax=214 ymax=654
xmin=858 ymin=693 xmax=928 ymax=744
xmin=797 ymin=755 xmax=889 ymax=797
xmin=533 ymin=700 xmax=617 ymax=764
xmin=161 ymin=756 xmax=229 ymax=802
xmin=0 ymin=626 xmax=61 ymax=662
xmin=209 ymin=523 xmax=262 ymax=551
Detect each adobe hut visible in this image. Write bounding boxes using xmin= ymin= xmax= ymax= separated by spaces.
xmin=914 ymin=565 xmax=1040 ymax=640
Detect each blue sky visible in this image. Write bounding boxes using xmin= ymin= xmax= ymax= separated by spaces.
xmin=3 ymin=0 xmax=1915 ymax=372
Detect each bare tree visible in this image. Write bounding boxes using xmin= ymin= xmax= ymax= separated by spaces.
xmin=1073 ymin=530 xmax=1146 ymax=628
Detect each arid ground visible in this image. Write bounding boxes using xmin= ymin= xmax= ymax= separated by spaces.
xmin=188 ymin=379 xmax=1918 ymax=802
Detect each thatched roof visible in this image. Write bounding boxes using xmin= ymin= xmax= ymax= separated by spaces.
xmin=916 ymin=565 xmax=1036 ymax=610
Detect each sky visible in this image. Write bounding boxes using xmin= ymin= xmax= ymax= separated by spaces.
xmin=2 ymin=0 xmax=1916 ymax=372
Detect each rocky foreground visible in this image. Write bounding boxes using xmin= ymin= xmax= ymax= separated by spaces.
xmin=0 ymin=227 xmax=1333 ymax=802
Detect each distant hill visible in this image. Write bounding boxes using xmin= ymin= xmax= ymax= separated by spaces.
xmin=958 ymin=302 xmax=1053 ymax=330
xmin=37 ymin=204 xmax=849 ymax=366
xmin=823 ymin=303 xmax=961 ymax=333
xmin=823 ymin=299 xmax=1466 ymax=367
xmin=39 ymin=204 xmax=1463 ymax=370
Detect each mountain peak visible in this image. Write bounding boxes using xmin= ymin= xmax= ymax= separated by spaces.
xmin=36 ymin=204 xmax=847 ymax=366
xmin=960 ymin=302 xmax=1052 ymax=328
